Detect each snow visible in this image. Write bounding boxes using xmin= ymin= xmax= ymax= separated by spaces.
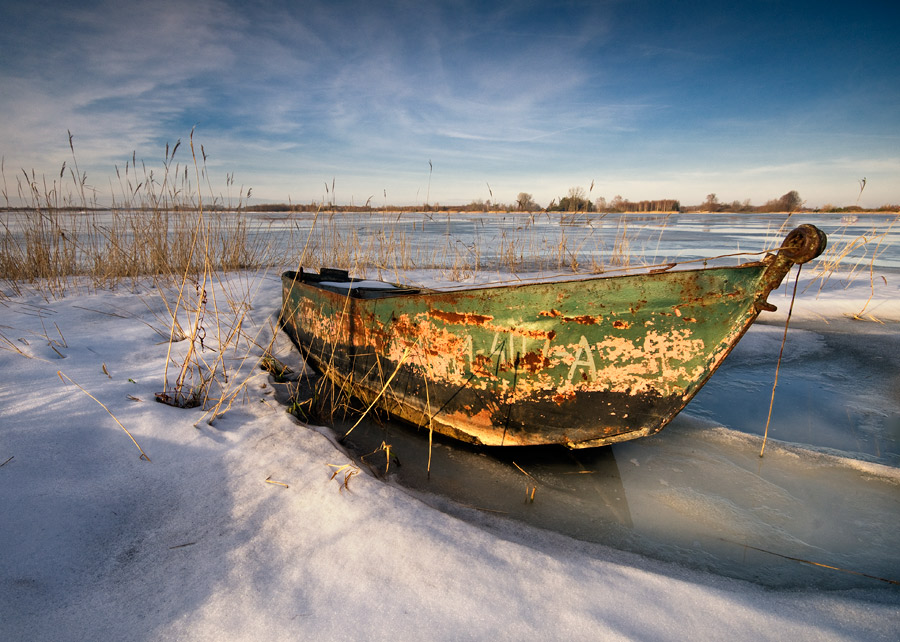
xmin=1 ymin=267 xmax=898 ymax=641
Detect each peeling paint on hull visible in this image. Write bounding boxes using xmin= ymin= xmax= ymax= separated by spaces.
xmin=280 ymin=225 xmax=826 ymax=448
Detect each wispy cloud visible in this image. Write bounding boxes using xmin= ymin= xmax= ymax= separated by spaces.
xmin=1 ymin=0 xmax=897 ymax=207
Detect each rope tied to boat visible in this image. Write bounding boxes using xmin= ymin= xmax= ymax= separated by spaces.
xmin=759 ymin=263 xmax=802 ymax=458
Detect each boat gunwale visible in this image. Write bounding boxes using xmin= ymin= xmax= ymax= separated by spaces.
xmin=280 ymin=255 xmax=777 ymax=301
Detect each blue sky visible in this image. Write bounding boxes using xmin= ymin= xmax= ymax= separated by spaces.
xmin=2 ymin=0 xmax=898 ymax=208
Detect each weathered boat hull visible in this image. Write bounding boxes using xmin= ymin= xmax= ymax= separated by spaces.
xmin=280 ymin=225 xmax=826 ymax=448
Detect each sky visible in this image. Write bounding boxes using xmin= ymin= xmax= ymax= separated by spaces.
xmin=1 ymin=0 xmax=899 ymax=209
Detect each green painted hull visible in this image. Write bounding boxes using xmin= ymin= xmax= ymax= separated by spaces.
xmin=280 ymin=225 xmax=826 ymax=448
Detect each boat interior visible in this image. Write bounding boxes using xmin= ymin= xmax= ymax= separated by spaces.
xmin=284 ymin=268 xmax=425 ymax=299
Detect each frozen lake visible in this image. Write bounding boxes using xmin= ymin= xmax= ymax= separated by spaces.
xmin=9 ymin=209 xmax=899 ymax=273
xmin=254 ymin=209 xmax=900 ymax=272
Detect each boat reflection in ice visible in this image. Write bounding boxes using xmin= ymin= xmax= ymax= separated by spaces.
xmin=331 ymin=408 xmax=899 ymax=591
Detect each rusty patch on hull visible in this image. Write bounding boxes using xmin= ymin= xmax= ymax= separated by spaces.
xmin=428 ymin=308 xmax=493 ymax=326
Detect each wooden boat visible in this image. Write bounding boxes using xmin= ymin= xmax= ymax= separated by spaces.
xmin=280 ymin=224 xmax=826 ymax=448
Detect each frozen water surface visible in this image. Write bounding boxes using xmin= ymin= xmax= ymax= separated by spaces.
xmin=691 ymin=321 xmax=900 ymax=466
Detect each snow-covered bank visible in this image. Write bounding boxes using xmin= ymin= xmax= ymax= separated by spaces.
xmin=1 ymin=270 xmax=898 ymax=641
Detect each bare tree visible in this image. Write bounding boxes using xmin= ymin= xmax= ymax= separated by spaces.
xmin=516 ymin=192 xmax=538 ymax=211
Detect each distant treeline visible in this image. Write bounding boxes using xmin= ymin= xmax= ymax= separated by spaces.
xmin=233 ymin=189 xmax=897 ymax=214
xmin=240 ymin=188 xmax=898 ymax=214
xmin=3 ymin=189 xmax=897 ymax=214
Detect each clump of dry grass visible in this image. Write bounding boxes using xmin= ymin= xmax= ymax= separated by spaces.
xmin=608 ymin=219 xmax=632 ymax=267
xmin=150 ymin=133 xmax=279 ymax=421
xmin=1 ymin=134 xmax=277 ymax=296
xmin=807 ymin=212 xmax=899 ymax=320
xmin=154 ymin=266 xmax=267 ymax=422
xmin=0 ymin=133 xmax=283 ymax=426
